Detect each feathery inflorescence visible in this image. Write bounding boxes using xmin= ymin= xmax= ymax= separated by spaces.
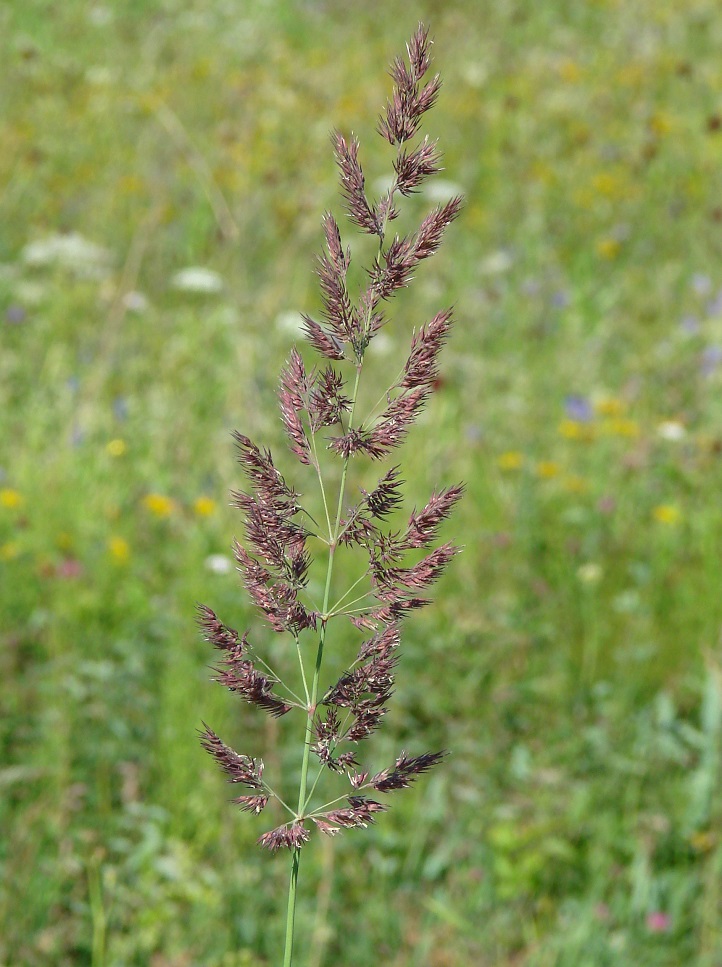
xmin=199 ymin=22 xmax=462 ymax=858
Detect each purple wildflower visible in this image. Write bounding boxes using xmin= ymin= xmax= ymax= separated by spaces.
xmin=706 ymin=288 xmax=722 ymax=317
xmin=701 ymin=345 xmax=722 ymax=375
xmin=691 ymin=273 xmax=712 ymax=296
xmin=646 ymin=911 xmax=671 ymax=933
xmin=679 ymin=314 xmax=701 ymax=335
xmin=564 ymin=394 xmax=593 ymax=422
xmin=5 ymin=305 xmax=27 ymax=325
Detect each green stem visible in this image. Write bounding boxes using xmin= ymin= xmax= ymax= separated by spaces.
xmin=88 ymin=855 xmax=106 ymax=967
xmin=281 ymin=175 xmax=394 ymax=961
xmin=307 ymin=789 xmax=367 ymax=815
xmin=262 ymin=782 xmax=296 ymax=818
xmin=311 ymin=430 xmax=333 ymax=536
xmin=283 ymin=849 xmax=300 ymax=967
xmin=282 ymin=365 xmax=363 ymax=966
xmin=252 ymin=652 xmax=304 ymax=706
xmin=295 ymin=636 xmax=311 ymax=706
xmin=327 ymin=589 xmax=374 ymax=618
xmin=328 ymin=570 xmax=370 ymax=613
xmin=302 ymin=762 xmax=326 ymax=815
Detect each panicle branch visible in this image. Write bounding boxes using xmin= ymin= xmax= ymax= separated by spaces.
xmin=368 ymin=750 xmax=447 ymax=792
xmin=309 ymin=366 xmax=352 ymax=431
xmin=196 ymin=603 xmax=247 ymax=656
xmin=312 ymin=797 xmax=387 ymax=835
xmin=404 ymin=484 xmax=465 ymax=548
xmin=316 ymin=215 xmax=358 ymax=341
xmin=371 ymin=542 xmax=461 ymax=602
xmin=197 ymin=605 xmax=294 ymax=717
xmin=258 ymin=822 xmax=311 ymax=853
xmin=232 ymin=432 xmax=301 ymax=515
xmin=378 ymin=23 xmax=441 ymax=146
xmin=279 ymin=348 xmax=313 ymax=466
xmin=233 ymin=538 xmax=318 ymax=634
xmin=394 ymin=136 xmax=443 ymax=195
xmin=367 ymin=196 xmax=463 ymax=303
xmin=333 ymin=132 xmax=382 ymax=237
xmin=199 ymin=724 xmax=266 ymax=792
xmin=401 ymin=309 xmax=453 ymax=388
xmin=339 ymin=467 xmax=405 ymax=546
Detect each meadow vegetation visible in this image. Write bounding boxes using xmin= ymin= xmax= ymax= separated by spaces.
xmin=2 ymin=1 xmax=722 ymax=964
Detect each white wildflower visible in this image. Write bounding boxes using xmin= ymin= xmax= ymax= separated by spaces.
xmin=171 ymin=267 xmax=224 ymax=293
xmin=367 ymin=332 xmax=393 ymax=356
xmin=205 ymin=554 xmax=233 ymax=575
xmin=22 ymin=232 xmax=113 ymax=278
xmin=275 ymin=311 xmax=305 ymax=335
xmin=480 ymin=249 xmax=514 ymax=275
xmin=121 ymin=291 xmax=149 ymax=312
xmin=577 ymin=562 xmax=603 ymax=584
xmin=423 ymin=179 xmax=464 ymax=202
xmin=656 ymin=420 xmax=686 ymax=442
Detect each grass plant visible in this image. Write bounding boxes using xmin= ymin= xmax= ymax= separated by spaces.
xmin=197 ymin=25 xmax=462 ymax=965
xmin=2 ymin=1 xmax=722 ymax=964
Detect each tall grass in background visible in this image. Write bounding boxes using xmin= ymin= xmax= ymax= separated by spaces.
xmin=1 ymin=1 xmax=722 ymax=964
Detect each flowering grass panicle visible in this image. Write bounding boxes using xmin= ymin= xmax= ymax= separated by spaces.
xmin=197 ymin=23 xmax=462 ymax=965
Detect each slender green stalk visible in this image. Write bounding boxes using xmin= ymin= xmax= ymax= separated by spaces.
xmin=282 ymin=364 xmax=363 ymax=965
xmin=295 ymin=636 xmax=311 ymax=706
xmin=303 ymin=707 xmax=354 ymax=813
xmin=87 ymin=856 xmax=106 ymax=967
xmin=261 ymin=783 xmax=296 ymax=818
xmin=280 ymin=166 xmax=403 ymax=955
xmin=328 ymin=571 xmax=370 ymax=613
xmin=253 ymin=652 xmax=305 ymax=706
xmin=283 ymin=849 xmax=300 ymax=967
xmin=311 ymin=430 xmax=333 ymax=536
xmin=327 ymin=589 xmax=374 ymax=618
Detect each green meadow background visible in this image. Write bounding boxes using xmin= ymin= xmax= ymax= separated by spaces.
xmin=2 ymin=0 xmax=722 ymax=964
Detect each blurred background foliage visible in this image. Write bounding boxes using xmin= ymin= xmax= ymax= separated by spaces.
xmin=2 ymin=0 xmax=722 ymax=964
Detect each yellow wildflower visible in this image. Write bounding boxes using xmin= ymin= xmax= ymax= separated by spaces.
xmin=142 ymin=493 xmax=175 ymax=517
xmin=497 ymin=451 xmax=524 ymax=471
xmin=653 ymin=504 xmax=681 ymax=525
xmin=56 ymin=532 xmax=74 ymax=552
xmin=106 ymin=438 xmax=127 ymax=457
xmin=594 ymin=397 xmax=625 ymax=417
xmin=602 ymin=417 xmax=639 ymax=438
xmin=536 ymin=460 xmax=560 ymax=479
xmin=558 ymin=60 xmax=581 ymax=83
xmin=563 ymin=475 xmax=589 ymax=494
xmin=596 ymin=237 xmax=621 ymax=260
xmin=137 ymin=90 xmax=163 ymax=114
xmin=118 ymin=174 xmax=144 ymax=194
xmin=558 ymin=419 xmax=595 ymax=441
xmin=531 ymin=162 xmax=554 ymax=185
xmin=194 ymin=496 xmax=217 ymax=517
xmin=592 ymin=172 xmax=622 ymax=199
xmin=616 ymin=63 xmax=643 ymax=87
xmin=108 ymin=536 xmax=131 ymax=564
xmin=649 ymin=112 xmax=672 ymax=137
xmin=577 ymin=562 xmax=603 ymax=584
xmin=0 ymin=541 xmax=20 ymax=561
xmin=0 ymin=488 xmax=24 ymax=509
xmin=689 ymin=831 xmax=716 ymax=854
xmin=572 ymin=186 xmax=595 ymax=211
